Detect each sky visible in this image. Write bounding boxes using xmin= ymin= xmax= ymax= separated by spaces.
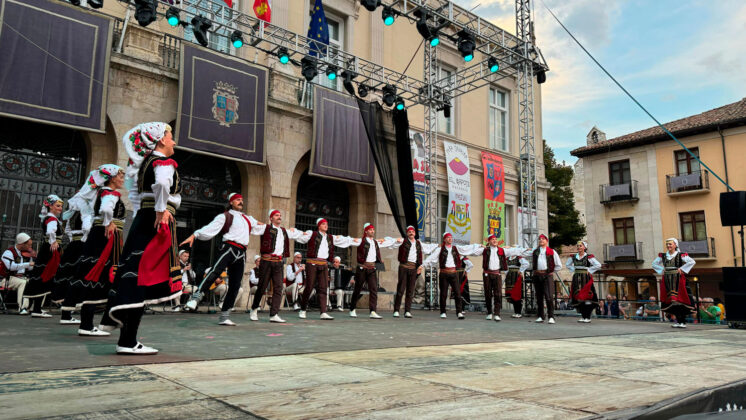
xmin=453 ymin=0 xmax=746 ymax=165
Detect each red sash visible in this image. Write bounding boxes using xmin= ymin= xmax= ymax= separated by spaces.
xmin=659 ymin=273 xmax=691 ymax=306
xmin=575 ymin=274 xmax=595 ymax=301
xmin=40 ymin=249 xmax=61 ymax=282
xmin=508 ymin=274 xmax=523 ymax=301
xmin=138 ymin=222 xmax=173 ymax=287
xmin=85 ymin=233 xmax=115 ymax=282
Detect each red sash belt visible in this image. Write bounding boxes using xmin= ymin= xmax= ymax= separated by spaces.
xmin=40 ymin=249 xmax=61 ymax=283
xmin=138 ymin=222 xmax=173 ymax=287
xmin=86 ymin=233 xmax=115 ymax=282
xmin=484 ymin=270 xmax=501 ymax=275
xmin=508 ymin=274 xmax=523 ymax=301
xmin=441 ymin=268 xmax=457 ymax=273
xmin=225 ymin=240 xmax=246 ymax=250
xmin=261 ymin=254 xmax=283 ymax=262
xmin=575 ymin=274 xmax=595 ymax=301
xmin=307 ymin=258 xmax=328 ymax=266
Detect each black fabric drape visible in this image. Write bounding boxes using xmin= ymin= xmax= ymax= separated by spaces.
xmin=356 ymin=100 xmax=418 ymax=237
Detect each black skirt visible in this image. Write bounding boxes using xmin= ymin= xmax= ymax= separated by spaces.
xmin=65 ymin=224 xmax=123 ymax=308
xmin=109 ymin=207 xmax=181 ymax=325
xmin=50 ymin=239 xmax=84 ymax=303
xmin=570 ymin=272 xmax=599 ymax=309
xmin=23 ymin=242 xmax=59 ymax=299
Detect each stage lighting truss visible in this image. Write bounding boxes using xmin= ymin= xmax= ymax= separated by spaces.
xmin=114 ymin=0 xmax=546 ymax=108
xmin=191 ymin=15 xmax=212 ymax=47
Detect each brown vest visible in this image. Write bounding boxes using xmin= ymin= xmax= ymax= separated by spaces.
xmin=260 ymin=226 xmax=290 ymax=257
xmin=482 ymin=246 xmax=508 ymax=271
xmin=306 ymin=231 xmax=334 ymax=262
xmin=357 ymin=238 xmax=382 ymax=264
xmin=439 ymin=245 xmax=462 ymax=269
xmin=398 ymin=239 xmax=423 ymax=266
xmin=532 ymin=247 xmax=556 ymax=272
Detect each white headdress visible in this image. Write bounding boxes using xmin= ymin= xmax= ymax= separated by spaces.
xmin=123 ymin=122 xmax=171 ymax=191
xmin=665 ymin=238 xmax=679 ymax=248
xmin=39 ymin=194 xmax=63 ymax=220
xmin=64 ymin=164 xmax=124 ymax=237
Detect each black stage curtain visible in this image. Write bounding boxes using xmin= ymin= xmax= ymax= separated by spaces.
xmin=356 ymin=100 xmax=418 ymax=238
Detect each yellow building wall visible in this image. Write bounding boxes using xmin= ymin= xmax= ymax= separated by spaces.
xmin=655 ymin=127 xmax=746 ymax=268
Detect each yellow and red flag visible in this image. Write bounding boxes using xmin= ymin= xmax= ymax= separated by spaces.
xmin=253 ymin=0 xmax=272 ymax=24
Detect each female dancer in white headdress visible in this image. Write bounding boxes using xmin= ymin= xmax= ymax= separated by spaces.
xmin=23 ymin=195 xmax=64 ymax=318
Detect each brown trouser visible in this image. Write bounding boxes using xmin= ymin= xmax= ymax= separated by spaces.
xmin=439 ymin=271 xmax=462 ymax=314
xmin=394 ymin=265 xmax=418 ymax=313
xmin=350 ymin=267 xmax=377 ymax=311
xmin=252 ymin=260 xmax=284 ymax=316
xmin=483 ymin=273 xmax=502 ymax=316
xmin=534 ymin=273 xmax=555 ymax=320
xmin=301 ymin=263 xmax=329 ymax=313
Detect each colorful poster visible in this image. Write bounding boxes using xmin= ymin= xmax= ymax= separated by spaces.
xmin=443 ymin=141 xmax=472 ymax=244
xmin=481 ymin=152 xmax=506 ymax=246
xmin=409 ymin=130 xmax=429 ymax=234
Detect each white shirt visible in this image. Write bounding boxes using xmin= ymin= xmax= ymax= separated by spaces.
xmin=96 ymin=188 xmax=123 ymax=227
xmin=292 ymin=230 xmax=355 ymax=259
xmin=565 ymin=253 xmax=602 ymax=275
xmin=526 ymin=246 xmax=563 ymax=272
xmin=462 ymin=258 xmax=474 ymax=272
xmin=286 ymin=263 xmax=304 ymax=284
xmin=194 ymin=210 xmax=258 ymax=246
xmin=251 ymin=224 xmax=304 ymax=255
xmin=45 ymin=215 xmax=60 ymax=245
xmin=249 ymin=268 xmax=259 ymax=285
xmin=406 ymin=239 xmax=418 ymax=263
xmin=652 ymin=250 xmax=696 ymax=275
xmin=365 ymin=237 xmax=378 ymax=263
xmin=2 ymin=247 xmax=30 ymax=274
xmin=181 ymin=265 xmax=195 ymax=285
xmin=133 ymin=151 xmax=182 ymax=213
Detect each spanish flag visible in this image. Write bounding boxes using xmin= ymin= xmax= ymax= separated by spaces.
xmin=253 ymin=0 xmax=271 ymax=24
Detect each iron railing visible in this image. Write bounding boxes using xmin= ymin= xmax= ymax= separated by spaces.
xmin=603 ymin=242 xmax=644 ymax=263
xmin=599 ymin=180 xmax=639 ymax=204
xmin=666 ymin=170 xmax=710 ymax=193
xmin=679 ymin=237 xmax=716 ymax=258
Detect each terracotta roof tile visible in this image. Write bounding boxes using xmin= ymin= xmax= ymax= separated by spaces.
xmin=571 ymin=98 xmax=746 ymax=157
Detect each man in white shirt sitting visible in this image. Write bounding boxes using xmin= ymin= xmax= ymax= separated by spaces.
xmin=285 ymin=252 xmax=305 ymax=311
xmin=1 ymin=233 xmax=35 ymax=314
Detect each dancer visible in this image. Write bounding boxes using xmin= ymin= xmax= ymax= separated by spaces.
xmin=292 ymin=218 xmax=358 ymax=320
xmin=423 ymin=232 xmax=466 ymax=320
xmin=468 ymin=235 xmax=523 ymax=321
xmin=249 ymin=209 xmax=304 ymax=323
xmin=108 ymin=122 xmax=182 ymax=354
xmin=391 ymin=226 xmax=427 ymax=318
xmin=523 ymin=234 xmax=563 ymax=324
xmin=1 ymin=233 xmax=34 ymax=314
xmin=72 ymin=165 xmax=126 ymax=336
xmin=348 ymin=223 xmax=397 ymax=319
xmin=23 ymin=194 xmax=65 ymax=318
xmin=652 ymin=238 xmax=696 ymax=328
xmin=504 ymin=246 xmax=530 ymax=318
xmin=566 ymin=241 xmax=602 ymax=323
xmin=51 ymin=209 xmax=86 ymax=322
xmin=181 ymin=193 xmax=258 ymax=326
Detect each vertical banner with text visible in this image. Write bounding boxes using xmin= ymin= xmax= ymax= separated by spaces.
xmin=409 ymin=130 xmax=429 ymax=234
xmin=443 ymin=141 xmax=472 ymax=244
xmin=481 ymin=152 xmax=506 ymax=246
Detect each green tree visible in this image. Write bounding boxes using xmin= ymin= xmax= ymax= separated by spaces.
xmin=544 ymin=139 xmax=586 ymax=248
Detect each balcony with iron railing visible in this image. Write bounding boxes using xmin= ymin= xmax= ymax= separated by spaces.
xmin=679 ymin=237 xmax=716 ymax=260
xmin=113 ymin=17 xmax=181 ymax=71
xmin=603 ymin=242 xmax=644 ymax=263
xmin=599 ymin=180 xmax=639 ymax=205
xmin=666 ymin=170 xmax=710 ymax=195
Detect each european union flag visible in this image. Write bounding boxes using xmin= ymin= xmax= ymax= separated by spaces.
xmin=307 ymin=0 xmax=329 ymax=57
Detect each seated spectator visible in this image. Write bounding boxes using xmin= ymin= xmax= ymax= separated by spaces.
xmin=329 ymin=257 xmax=353 ymax=311
xmin=1 ymin=233 xmax=35 ymax=314
xmin=714 ymin=297 xmax=726 ymax=321
xmin=285 ymin=252 xmax=305 ymax=310
xmin=597 ymin=299 xmax=606 ymax=316
xmin=619 ymin=295 xmax=631 ymax=319
xmin=606 ymin=295 xmax=620 ymax=318
xmin=172 ymin=249 xmax=196 ymax=312
xmin=643 ymin=296 xmax=660 ymax=319
xmin=699 ymin=297 xmax=721 ymax=324
xmin=209 ymin=271 xmax=229 ymax=308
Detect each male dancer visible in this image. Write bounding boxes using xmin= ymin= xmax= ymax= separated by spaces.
xmin=423 ymin=232 xmax=466 ymax=319
xmin=348 ymin=223 xmax=397 ymax=319
xmin=107 ymin=122 xmax=182 ymax=354
xmin=249 ymin=209 xmax=304 ymax=323
xmin=181 ymin=193 xmax=259 ymax=325
xmin=470 ymin=235 xmax=524 ymax=321
xmin=652 ymin=238 xmax=696 ymax=328
xmin=392 ymin=226 xmax=424 ymax=318
xmin=292 ymin=218 xmax=359 ymax=320
xmin=522 ymin=234 xmax=563 ymax=324
xmin=24 ymin=194 xmax=65 ymax=318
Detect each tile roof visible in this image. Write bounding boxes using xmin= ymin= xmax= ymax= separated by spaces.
xmin=571 ymin=97 xmax=746 ymax=157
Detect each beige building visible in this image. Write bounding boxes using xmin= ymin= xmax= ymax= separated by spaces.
xmin=1 ymin=0 xmax=549 ymax=308
xmin=571 ymin=98 xmax=746 ymax=303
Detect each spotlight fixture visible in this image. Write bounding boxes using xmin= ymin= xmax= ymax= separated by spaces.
xmin=342 ymin=71 xmax=356 ymax=96
xmin=395 ymin=97 xmax=405 ymax=111
xmin=134 ymin=0 xmax=158 ymax=27
xmin=301 ymin=56 xmax=318 ymax=82
xmin=191 ymin=15 xmax=212 ymax=47
xmin=416 ymin=12 xmax=439 ymax=47
xmin=457 ymin=30 xmax=476 ymax=62
xmin=361 ymin=0 xmax=380 ymax=12
xmin=442 ymin=103 xmax=451 ymax=118
xmin=230 ymin=30 xmax=244 ymax=49
xmin=536 ymin=69 xmax=547 ymax=84
xmin=326 ymin=64 xmax=338 ymax=80
xmin=277 ymin=47 xmax=290 ymax=64
xmin=166 ymin=6 xmax=181 ymax=27
xmin=87 ymin=0 xmax=104 ymax=9
xmin=488 ymin=57 xmax=499 ymax=73
xmin=382 ymin=6 xmax=395 ymax=26
xmin=382 ymin=85 xmax=396 ymax=107
xmin=357 ymin=84 xmax=369 ymax=98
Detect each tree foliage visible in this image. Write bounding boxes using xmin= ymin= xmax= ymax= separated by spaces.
xmin=544 ymin=140 xmax=586 ymax=248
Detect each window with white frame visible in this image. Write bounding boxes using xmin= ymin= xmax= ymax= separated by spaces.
xmin=309 ymin=10 xmax=344 ymax=91
xmin=489 ymin=88 xmax=509 ymax=151
xmin=184 ymin=4 xmax=234 ymax=54
xmin=436 ymin=65 xmax=454 ymax=135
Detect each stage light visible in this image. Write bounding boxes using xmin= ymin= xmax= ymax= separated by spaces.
xmin=382 ymin=84 xmax=396 ymax=107
xmin=382 ymin=6 xmax=395 ymax=26
xmin=488 ymin=57 xmax=499 ymax=73
xmin=439 ymin=103 xmax=451 ymax=118
xmin=277 ymin=47 xmax=290 ymax=64
xmin=191 ymin=15 xmax=212 ymax=47
xmin=230 ymin=30 xmax=244 ymax=49
xmin=395 ymin=97 xmax=405 ymax=110
xmin=134 ymin=0 xmax=158 ymax=27
xmin=88 ymin=0 xmax=103 ymax=9
xmin=342 ymin=71 xmax=355 ymax=96
xmin=416 ymin=12 xmax=435 ymax=46
xmin=536 ymin=69 xmax=547 ymax=84
xmin=457 ymin=31 xmax=475 ymax=62
xmin=430 ymin=35 xmax=440 ymax=47
xmin=357 ymin=84 xmax=369 ymax=98
xmin=301 ymin=56 xmax=318 ymax=82
xmin=326 ymin=64 xmax=338 ymax=80
xmin=166 ymin=6 xmax=180 ymax=27
xmin=361 ymin=0 xmax=380 ymax=12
